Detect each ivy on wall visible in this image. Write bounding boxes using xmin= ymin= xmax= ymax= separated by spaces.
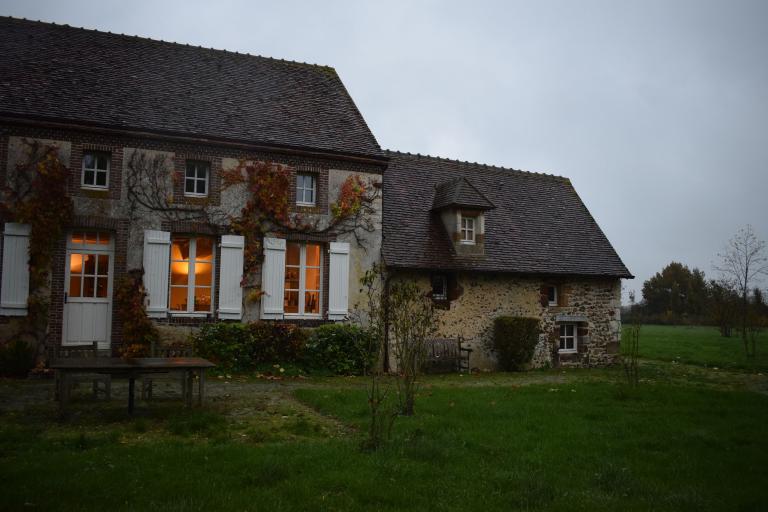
xmin=114 ymin=269 xmax=159 ymax=358
xmin=0 ymin=140 xmax=74 ymax=355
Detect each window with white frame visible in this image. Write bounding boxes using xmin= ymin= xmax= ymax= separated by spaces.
xmin=559 ymin=323 xmax=577 ymax=353
xmin=284 ymin=242 xmax=322 ymax=316
xmin=81 ymin=151 xmax=110 ymax=189
xmin=169 ymin=236 xmax=214 ymax=313
xmin=185 ymin=161 xmax=210 ymax=197
xmin=296 ymin=173 xmax=316 ymax=206
xmin=547 ymin=285 xmax=558 ymax=306
xmin=460 ymin=215 xmax=476 ymax=244
xmin=431 ymin=274 xmax=448 ymax=300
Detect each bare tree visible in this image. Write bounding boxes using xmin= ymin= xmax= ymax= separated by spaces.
xmin=714 ymin=225 xmax=768 ymax=358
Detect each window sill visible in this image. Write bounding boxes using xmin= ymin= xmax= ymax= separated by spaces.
xmin=284 ymin=314 xmax=322 ymax=320
xmin=459 ymin=241 xmax=476 ymax=245
xmin=558 ymin=349 xmax=578 ymax=354
xmin=169 ymin=312 xmax=211 ymax=318
xmin=296 ymin=202 xmax=316 ymax=207
xmin=81 ymin=185 xmax=109 ymax=191
xmin=184 ymin=193 xmax=209 ymax=198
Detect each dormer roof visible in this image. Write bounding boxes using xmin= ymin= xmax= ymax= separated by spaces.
xmin=431 ymin=177 xmax=496 ymax=211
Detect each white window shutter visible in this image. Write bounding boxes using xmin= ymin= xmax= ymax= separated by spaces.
xmin=218 ymin=235 xmax=245 ymax=320
xmin=328 ymin=242 xmax=350 ymax=320
xmin=0 ymin=223 xmax=31 ymax=316
xmin=260 ymin=237 xmax=286 ymax=320
xmin=143 ymin=230 xmax=171 ymax=318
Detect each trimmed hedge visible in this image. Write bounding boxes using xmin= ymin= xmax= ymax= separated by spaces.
xmin=305 ymin=323 xmax=374 ymax=375
xmin=492 ymin=316 xmax=541 ymax=371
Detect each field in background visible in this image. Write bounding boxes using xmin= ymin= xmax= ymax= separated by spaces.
xmin=634 ymin=324 xmax=767 ymax=371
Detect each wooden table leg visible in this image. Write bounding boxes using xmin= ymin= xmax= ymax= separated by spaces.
xmin=198 ymin=369 xmax=205 ymax=406
xmin=128 ymin=374 xmax=135 ymax=415
xmin=185 ymin=370 xmax=194 ymax=408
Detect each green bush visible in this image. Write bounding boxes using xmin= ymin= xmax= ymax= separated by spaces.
xmin=304 ymin=323 xmax=374 ymax=375
xmin=0 ymin=338 xmax=37 ymax=378
xmin=191 ymin=321 xmax=308 ymax=372
xmin=492 ymin=316 xmax=541 ymax=371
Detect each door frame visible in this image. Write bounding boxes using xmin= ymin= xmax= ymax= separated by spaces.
xmin=62 ymin=231 xmax=115 ymax=348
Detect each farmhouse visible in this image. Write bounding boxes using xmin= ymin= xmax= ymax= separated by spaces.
xmin=0 ymin=17 xmax=631 ymax=370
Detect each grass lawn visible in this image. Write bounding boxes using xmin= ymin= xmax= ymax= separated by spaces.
xmin=1 ymin=366 xmax=768 ymax=511
xmin=635 ymin=324 xmax=768 ymax=371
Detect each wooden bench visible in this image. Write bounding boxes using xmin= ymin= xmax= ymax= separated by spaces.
xmin=48 ymin=342 xmax=111 ymax=400
xmin=423 ymin=337 xmax=472 ymax=374
xmin=140 ymin=346 xmax=195 ymax=400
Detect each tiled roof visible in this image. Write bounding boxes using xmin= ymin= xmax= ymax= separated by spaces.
xmin=0 ymin=17 xmax=384 ymax=159
xmin=383 ymin=151 xmax=633 ymax=278
xmin=432 ymin=177 xmax=495 ymax=211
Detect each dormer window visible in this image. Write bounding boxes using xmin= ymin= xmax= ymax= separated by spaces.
xmin=460 ymin=215 xmax=476 ymax=244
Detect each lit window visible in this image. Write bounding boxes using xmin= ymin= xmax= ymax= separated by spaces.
xmin=67 ymin=232 xmax=111 ymax=299
xmin=169 ymin=237 xmax=214 ymax=313
xmin=82 ymin=151 xmax=110 ymax=189
xmin=296 ymin=173 xmax=316 ymax=206
xmin=460 ymin=216 xmax=476 ymax=244
xmin=431 ymin=274 xmax=448 ymax=300
xmin=559 ymin=324 xmax=577 ymax=353
xmin=185 ymin=161 xmax=210 ymax=197
xmin=547 ymin=285 xmax=558 ymax=306
xmin=284 ymin=242 xmax=322 ymax=316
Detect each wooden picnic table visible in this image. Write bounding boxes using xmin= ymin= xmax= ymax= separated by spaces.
xmin=50 ymin=357 xmax=215 ymax=415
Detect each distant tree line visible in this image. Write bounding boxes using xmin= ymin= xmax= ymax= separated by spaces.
xmin=624 ymin=226 xmax=767 ymax=357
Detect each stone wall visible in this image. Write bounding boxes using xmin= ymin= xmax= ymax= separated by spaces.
xmin=1 ymin=123 xmax=385 ymax=351
xmin=390 ymin=270 xmax=622 ymax=369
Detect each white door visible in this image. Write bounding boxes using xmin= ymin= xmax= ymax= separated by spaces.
xmin=63 ymin=231 xmax=114 ymax=348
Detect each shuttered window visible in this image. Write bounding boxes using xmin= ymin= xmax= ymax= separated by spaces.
xmin=284 ymin=242 xmax=322 ymax=317
xmin=0 ymin=223 xmax=31 ymax=316
xmin=218 ymin=235 xmax=244 ymax=320
xmin=261 ymin=237 xmax=286 ymax=319
xmin=143 ymin=230 xmax=171 ymax=318
xmin=328 ymin=242 xmax=350 ymax=320
xmin=169 ymin=237 xmax=214 ymax=313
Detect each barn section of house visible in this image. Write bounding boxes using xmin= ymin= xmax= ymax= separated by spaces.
xmin=0 ymin=17 xmax=385 ymax=349
xmin=382 ymin=152 xmax=633 ymax=368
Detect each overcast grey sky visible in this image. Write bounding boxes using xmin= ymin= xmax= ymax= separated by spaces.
xmin=2 ymin=0 xmax=767 ymax=298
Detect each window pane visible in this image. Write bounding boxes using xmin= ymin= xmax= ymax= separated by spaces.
xmin=185 ymin=179 xmax=195 ymax=193
xmin=83 ymin=254 xmax=96 ymax=275
xmin=560 ymin=324 xmax=566 ymax=336
xmin=85 ymin=232 xmax=98 ymax=245
xmin=71 ymin=233 xmax=84 ymax=244
xmin=171 ymin=239 xmax=190 ymax=260
xmin=83 ymin=153 xmax=95 ymax=169
xmin=285 ymin=267 xmax=300 ymax=290
xmin=97 ymin=255 xmax=109 ymax=276
xmin=95 ymin=171 xmax=107 ymax=187
xmin=304 ymin=291 xmax=320 ymax=314
xmin=305 ymin=267 xmax=320 ymax=291
xmin=70 ymin=254 xmax=83 ymax=275
xmin=98 ymin=232 xmax=110 ymax=245
xmin=69 ymin=276 xmax=81 ymax=298
xmin=96 ymin=277 xmax=108 ymax=298
xmin=431 ymin=275 xmax=446 ymax=297
xmin=170 ymin=287 xmax=188 ymax=311
xmin=305 ymin=244 xmax=321 ymax=266
xmin=194 ymin=287 xmax=211 ymax=312
xmin=83 ymin=169 xmax=95 ymax=185
xmin=286 ymin=243 xmax=300 ymax=266
xmin=83 ymin=277 xmax=95 ymax=297
xmin=548 ymin=286 xmax=556 ymax=302
xmin=559 ymin=338 xmax=566 ymax=350
xmin=566 ymin=325 xmax=575 ymax=336
xmin=170 ymin=262 xmax=189 ymax=285
xmin=284 ymin=290 xmax=299 ymax=313
xmin=185 ymin=165 xmax=196 ymax=178
xmin=96 ymin=154 xmax=109 ymax=170
xmin=195 ymin=238 xmax=213 ymax=261
xmin=196 ymin=179 xmax=207 ymax=195
xmin=195 ymin=263 xmax=213 ymax=286
xmin=198 ymin=165 xmax=209 ymax=179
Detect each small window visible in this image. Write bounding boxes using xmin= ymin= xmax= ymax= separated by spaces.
xmin=185 ymin=161 xmax=210 ymax=197
xmin=460 ymin=216 xmax=476 ymax=244
xmin=296 ymin=173 xmax=316 ymax=206
xmin=547 ymin=285 xmax=558 ymax=306
xmin=81 ymin=151 xmax=110 ymax=189
xmin=169 ymin=236 xmax=214 ymax=313
xmin=431 ymin=274 xmax=448 ymax=300
xmin=559 ymin=324 xmax=577 ymax=353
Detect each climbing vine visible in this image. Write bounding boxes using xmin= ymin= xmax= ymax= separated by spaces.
xmin=222 ymin=160 xmax=379 ymax=294
xmin=114 ymin=269 xmax=159 ymax=358
xmin=0 ymin=140 xmax=74 ymax=354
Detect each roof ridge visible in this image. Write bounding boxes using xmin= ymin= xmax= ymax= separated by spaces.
xmin=384 ymin=148 xmax=568 ymax=181
xmin=0 ymin=15 xmax=336 ymax=73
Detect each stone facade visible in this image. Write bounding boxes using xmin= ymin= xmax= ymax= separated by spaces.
xmin=0 ymin=123 xmax=384 ymax=351
xmin=390 ymin=270 xmax=622 ymax=370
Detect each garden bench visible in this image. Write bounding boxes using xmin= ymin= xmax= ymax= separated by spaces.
xmin=48 ymin=341 xmax=111 ymax=400
xmin=423 ymin=337 xmax=472 ymax=373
